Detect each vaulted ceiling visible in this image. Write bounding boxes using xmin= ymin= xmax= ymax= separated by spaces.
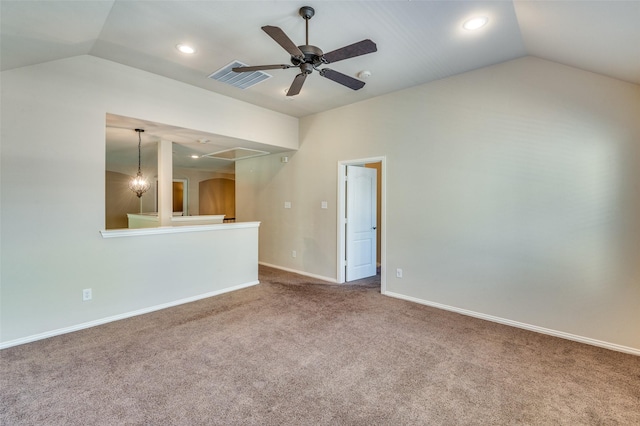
xmin=2 ymin=1 xmax=639 ymax=119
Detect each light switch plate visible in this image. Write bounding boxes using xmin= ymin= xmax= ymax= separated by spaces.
xmin=284 ymin=201 xmax=291 ymax=209
xmin=321 ymin=201 xmax=328 ymax=209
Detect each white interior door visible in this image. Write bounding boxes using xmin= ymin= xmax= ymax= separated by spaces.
xmin=346 ymin=165 xmax=377 ymax=282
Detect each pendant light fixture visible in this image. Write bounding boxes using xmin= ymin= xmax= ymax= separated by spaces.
xmin=128 ymin=128 xmax=150 ymax=198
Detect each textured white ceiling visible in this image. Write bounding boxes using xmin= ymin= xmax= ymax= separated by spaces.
xmin=2 ymin=1 xmax=638 ymax=119
xmin=3 ymin=1 xmax=638 ymax=172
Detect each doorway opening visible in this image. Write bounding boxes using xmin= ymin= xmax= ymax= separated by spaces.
xmin=337 ymin=157 xmax=386 ymax=293
xmin=155 ymin=179 xmax=188 ymax=215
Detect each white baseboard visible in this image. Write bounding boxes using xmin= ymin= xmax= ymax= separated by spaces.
xmin=0 ymin=280 xmax=260 ymax=350
xmin=259 ymin=262 xmax=338 ymax=283
xmin=384 ymin=291 xmax=640 ymax=356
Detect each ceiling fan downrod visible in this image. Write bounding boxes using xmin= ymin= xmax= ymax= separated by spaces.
xmin=299 ymin=6 xmax=315 ymax=46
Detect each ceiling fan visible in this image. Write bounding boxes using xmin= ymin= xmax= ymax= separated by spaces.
xmin=232 ymin=6 xmax=377 ymax=96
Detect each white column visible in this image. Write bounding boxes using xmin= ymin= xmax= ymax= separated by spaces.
xmin=157 ymin=139 xmax=173 ymax=226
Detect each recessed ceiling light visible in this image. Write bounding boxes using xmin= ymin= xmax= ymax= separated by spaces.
xmin=463 ymin=16 xmax=488 ymax=31
xmin=191 ymin=155 xmax=199 ymax=159
xmin=176 ymin=44 xmax=196 ymax=54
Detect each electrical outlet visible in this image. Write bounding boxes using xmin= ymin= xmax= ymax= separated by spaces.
xmin=292 ymin=250 xmax=297 ymax=258
xmin=396 ymin=268 xmax=403 ymax=278
xmin=82 ymin=288 xmax=92 ymax=301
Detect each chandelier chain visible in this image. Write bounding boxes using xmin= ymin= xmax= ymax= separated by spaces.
xmin=137 ymin=129 xmax=143 ymax=174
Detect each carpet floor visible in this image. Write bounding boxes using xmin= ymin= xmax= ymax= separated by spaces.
xmin=1 ymin=265 xmax=639 ymax=425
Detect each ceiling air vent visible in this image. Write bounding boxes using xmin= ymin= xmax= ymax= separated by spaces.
xmin=208 ymin=61 xmax=271 ymax=89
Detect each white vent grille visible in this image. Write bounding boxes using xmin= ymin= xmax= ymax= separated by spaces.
xmin=208 ymin=61 xmax=272 ymax=89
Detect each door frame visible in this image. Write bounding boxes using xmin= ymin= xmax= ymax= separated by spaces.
xmin=155 ymin=178 xmax=188 ymax=215
xmin=337 ymin=156 xmax=386 ymax=293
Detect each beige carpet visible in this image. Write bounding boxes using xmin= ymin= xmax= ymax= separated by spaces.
xmin=1 ymin=265 xmax=639 ymax=425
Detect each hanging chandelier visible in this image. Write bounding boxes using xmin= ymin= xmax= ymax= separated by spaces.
xmin=128 ymin=128 xmax=150 ymax=198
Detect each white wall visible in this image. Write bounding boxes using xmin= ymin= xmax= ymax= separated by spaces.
xmin=237 ymin=57 xmax=640 ymax=352
xmin=0 ymin=55 xmax=298 ymax=346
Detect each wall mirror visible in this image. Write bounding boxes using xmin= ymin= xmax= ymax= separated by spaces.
xmin=105 ymin=113 xmax=270 ymax=230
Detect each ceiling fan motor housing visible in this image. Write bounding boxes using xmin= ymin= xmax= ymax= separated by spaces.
xmin=291 ymin=45 xmax=324 ymax=68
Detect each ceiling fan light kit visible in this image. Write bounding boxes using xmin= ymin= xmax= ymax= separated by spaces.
xmin=232 ymin=6 xmax=377 ymax=96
